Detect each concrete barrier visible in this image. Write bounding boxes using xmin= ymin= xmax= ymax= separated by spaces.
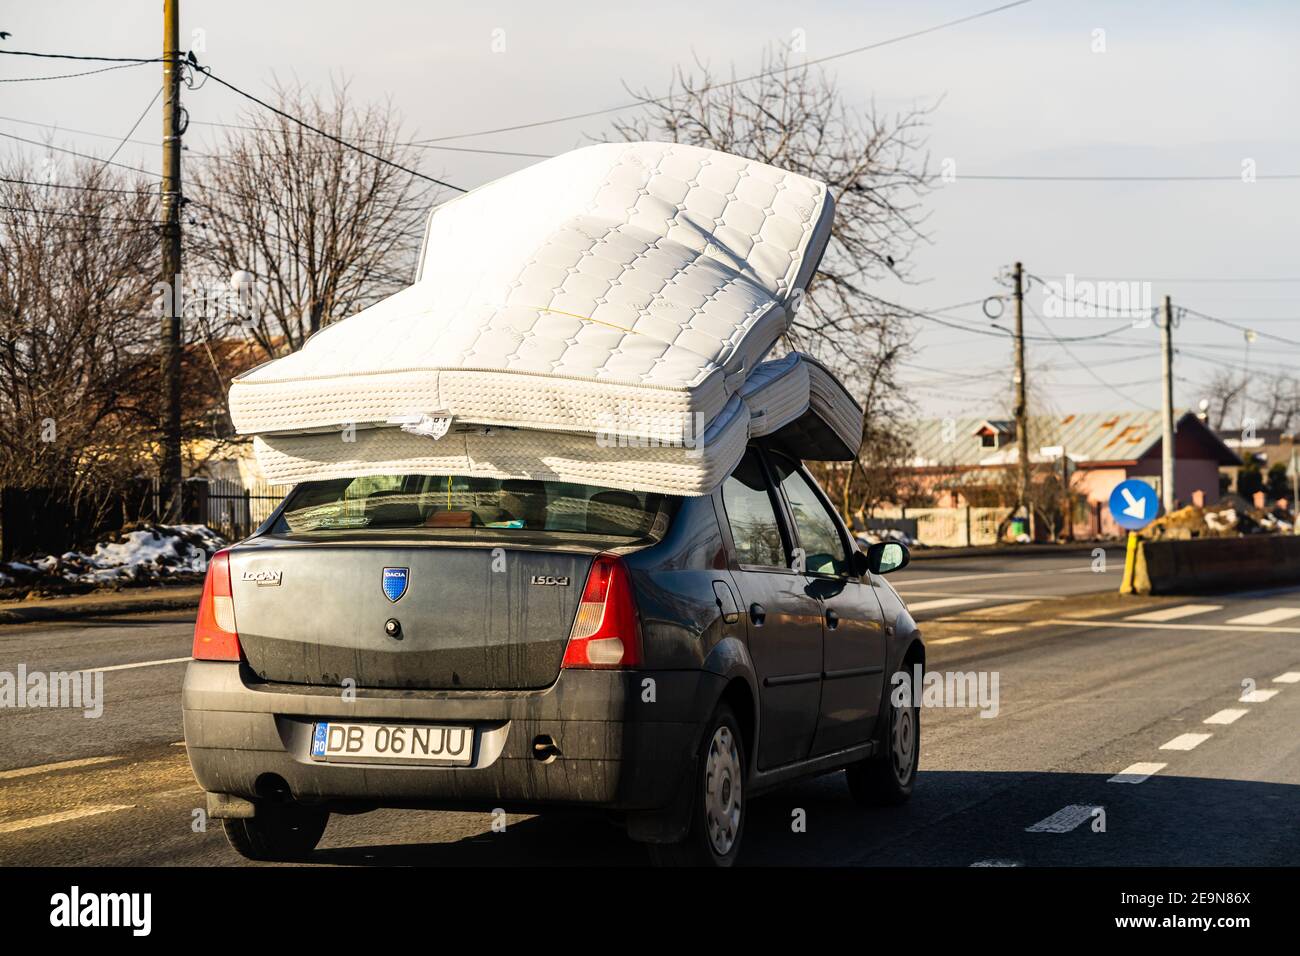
xmin=1123 ymin=535 xmax=1300 ymax=595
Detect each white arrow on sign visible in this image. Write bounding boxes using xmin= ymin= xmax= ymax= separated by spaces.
xmin=1120 ymin=487 xmax=1147 ymax=520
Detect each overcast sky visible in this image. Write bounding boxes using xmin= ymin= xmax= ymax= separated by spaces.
xmin=4 ymin=0 xmax=1298 ymax=422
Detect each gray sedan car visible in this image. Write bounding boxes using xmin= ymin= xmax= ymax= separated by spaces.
xmin=184 ymin=443 xmax=923 ymax=865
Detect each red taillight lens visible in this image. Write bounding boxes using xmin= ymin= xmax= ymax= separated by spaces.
xmin=562 ymin=554 xmax=642 ymax=669
xmin=192 ymin=549 xmax=241 ymax=661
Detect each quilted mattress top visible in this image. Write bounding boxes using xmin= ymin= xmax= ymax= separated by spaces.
xmin=229 ymin=141 xmax=834 ymax=440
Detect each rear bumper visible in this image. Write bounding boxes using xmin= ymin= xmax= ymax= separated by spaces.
xmin=183 ymin=661 xmax=719 ymax=813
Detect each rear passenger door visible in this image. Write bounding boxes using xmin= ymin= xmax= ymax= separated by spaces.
xmin=768 ymin=452 xmax=888 ymax=755
xmin=719 ymin=448 xmax=825 ymax=770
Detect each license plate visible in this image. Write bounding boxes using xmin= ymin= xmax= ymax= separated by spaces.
xmin=309 ymin=721 xmax=473 ymax=766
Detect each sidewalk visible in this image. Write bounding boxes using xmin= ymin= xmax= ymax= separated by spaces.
xmin=0 ymin=586 xmax=202 ymax=625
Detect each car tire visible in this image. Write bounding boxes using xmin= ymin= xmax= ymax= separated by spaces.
xmin=647 ymin=702 xmax=746 ymax=867
xmin=222 ymin=804 xmax=330 ymax=862
xmin=847 ymin=667 xmax=919 ymax=806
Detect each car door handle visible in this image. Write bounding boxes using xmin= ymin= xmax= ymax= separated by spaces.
xmin=825 ymin=608 xmax=840 ymax=630
xmin=749 ymin=603 xmax=766 ymax=626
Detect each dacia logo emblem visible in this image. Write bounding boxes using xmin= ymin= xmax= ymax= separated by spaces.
xmin=382 ymin=567 xmax=409 ymax=603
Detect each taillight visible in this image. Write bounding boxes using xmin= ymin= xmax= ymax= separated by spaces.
xmin=192 ymin=549 xmax=241 ymax=661
xmin=562 ymin=554 xmax=642 ymax=668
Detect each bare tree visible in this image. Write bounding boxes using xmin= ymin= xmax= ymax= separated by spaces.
xmin=0 ymin=156 xmax=159 ymax=524
xmin=1255 ymin=372 xmax=1300 ymax=432
xmin=612 ymin=45 xmax=934 ymax=468
xmin=1199 ymin=367 xmax=1300 ymax=434
xmin=1201 ymin=368 xmax=1249 ymax=431
xmin=187 ymin=77 xmax=439 ymax=365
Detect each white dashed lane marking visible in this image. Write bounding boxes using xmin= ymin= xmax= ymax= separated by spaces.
xmin=1025 ymin=804 xmax=1102 ymax=833
xmin=1108 ymin=762 xmax=1166 ymax=784
xmin=1240 ymin=688 xmax=1280 ymax=703
xmin=1203 ymin=709 xmax=1248 ymax=725
xmin=86 ymin=656 xmax=190 ymax=674
xmin=1160 ymin=733 xmax=1213 ymax=751
xmin=1125 ymin=604 xmax=1222 ymax=623
xmin=985 ymin=625 xmax=1021 ymax=635
xmin=929 ymin=637 xmax=970 ymax=645
xmin=0 ymin=805 xmax=134 ymax=834
xmin=904 ymin=597 xmax=986 ymax=613
xmin=1037 ymin=618 xmax=1300 ymax=634
xmin=0 ymin=756 xmax=118 ymax=780
xmin=1225 ymin=607 xmax=1300 ymax=626
xmin=1274 ymin=672 xmax=1300 ymax=684
xmin=895 ymin=567 xmax=1097 ymax=587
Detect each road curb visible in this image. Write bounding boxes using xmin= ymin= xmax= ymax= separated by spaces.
xmin=909 ymin=541 xmax=1124 ymax=562
xmin=0 ymin=588 xmax=201 ymax=625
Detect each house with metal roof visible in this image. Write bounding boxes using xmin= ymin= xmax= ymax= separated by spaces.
xmin=899 ymin=409 xmax=1241 ymax=537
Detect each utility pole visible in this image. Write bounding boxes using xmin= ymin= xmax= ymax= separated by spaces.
xmin=160 ymin=0 xmax=184 ymax=522
xmin=1160 ymin=294 xmax=1176 ymax=514
xmin=1012 ymin=261 xmax=1033 ymax=539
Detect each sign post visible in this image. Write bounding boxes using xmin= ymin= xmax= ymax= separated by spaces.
xmin=1110 ymin=479 xmax=1161 ymax=595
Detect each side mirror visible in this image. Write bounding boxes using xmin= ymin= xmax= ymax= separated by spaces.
xmin=866 ymin=541 xmax=910 ymax=575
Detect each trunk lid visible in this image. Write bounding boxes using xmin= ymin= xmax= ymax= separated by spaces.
xmin=228 ymin=539 xmax=593 ymax=690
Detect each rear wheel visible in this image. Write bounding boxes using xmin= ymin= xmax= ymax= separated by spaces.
xmin=222 ymin=803 xmax=330 ymax=862
xmin=647 ymin=703 xmax=745 ymax=867
xmin=847 ymin=668 xmax=918 ymax=806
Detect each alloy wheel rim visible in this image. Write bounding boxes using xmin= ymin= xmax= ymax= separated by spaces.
xmin=704 ymin=725 xmax=742 ymax=856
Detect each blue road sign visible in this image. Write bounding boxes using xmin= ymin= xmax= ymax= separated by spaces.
xmin=1109 ymin=479 xmax=1160 ymax=531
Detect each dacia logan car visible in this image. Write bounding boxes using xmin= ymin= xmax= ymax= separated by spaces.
xmin=183 ymin=443 xmax=923 ymax=866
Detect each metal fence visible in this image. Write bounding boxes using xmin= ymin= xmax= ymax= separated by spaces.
xmin=872 ymin=506 xmax=1005 ymax=548
xmin=202 ymin=478 xmax=288 ymax=541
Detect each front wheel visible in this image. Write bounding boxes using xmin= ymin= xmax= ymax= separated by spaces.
xmin=847 ymin=668 xmax=919 ymax=806
xmin=222 ymin=803 xmax=330 ymax=862
xmin=647 ymin=703 xmax=746 ymax=867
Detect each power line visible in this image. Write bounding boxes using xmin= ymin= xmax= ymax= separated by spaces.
xmin=953 ymin=173 xmax=1300 ymax=182
xmin=1181 ymin=305 xmax=1300 ymax=348
xmin=1035 ymin=273 xmax=1300 ymax=284
xmin=188 ymin=118 xmax=552 ymax=159
xmin=0 ymin=202 xmax=157 ymax=225
xmin=99 ymin=87 xmax=163 ymax=171
xmin=0 ymin=49 xmax=160 ymax=64
xmin=904 ymin=300 xmax=1140 ymax=344
xmin=0 ymin=129 xmax=161 ymax=179
xmin=411 ymin=0 xmax=1035 ymax=143
xmin=0 ymin=112 xmax=159 ymax=148
xmin=1025 ymin=301 xmax=1155 ymax=410
xmin=0 ymin=175 xmax=153 ymax=194
xmin=0 ymin=61 xmax=150 ymax=83
xmin=183 ymin=192 xmax=415 ymax=288
xmin=193 ymin=65 xmax=467 ymax=193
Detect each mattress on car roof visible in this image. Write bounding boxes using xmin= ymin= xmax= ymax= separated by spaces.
xmin=253 ymin=395 xmax=752 ymax=497
xmin=251 ymin=352 xmax=863 ymax=495
xmin=228 ymin=141 xmax=834 ymax=444
xmin=740 ymin=352 xmax=863 ymax=461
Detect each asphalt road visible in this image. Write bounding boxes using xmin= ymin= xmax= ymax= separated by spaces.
xmin=1 ymin=549 xmax=1296 ymax=866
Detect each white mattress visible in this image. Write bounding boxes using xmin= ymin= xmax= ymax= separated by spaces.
xmin=252 ymin=353 xmax=863 ymax=495
xmin=230 ymin=141 xmax=834 ymax=444
xmin=253 ymin=395 xmax=751 ymax=497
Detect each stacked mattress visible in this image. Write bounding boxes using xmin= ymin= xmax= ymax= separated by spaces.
xmin=232 ymin=142 xmax=864 ymax=495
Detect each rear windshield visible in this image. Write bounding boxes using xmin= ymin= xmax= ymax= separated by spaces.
xmin=270 ymin=475 xmax=675 ymax=540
